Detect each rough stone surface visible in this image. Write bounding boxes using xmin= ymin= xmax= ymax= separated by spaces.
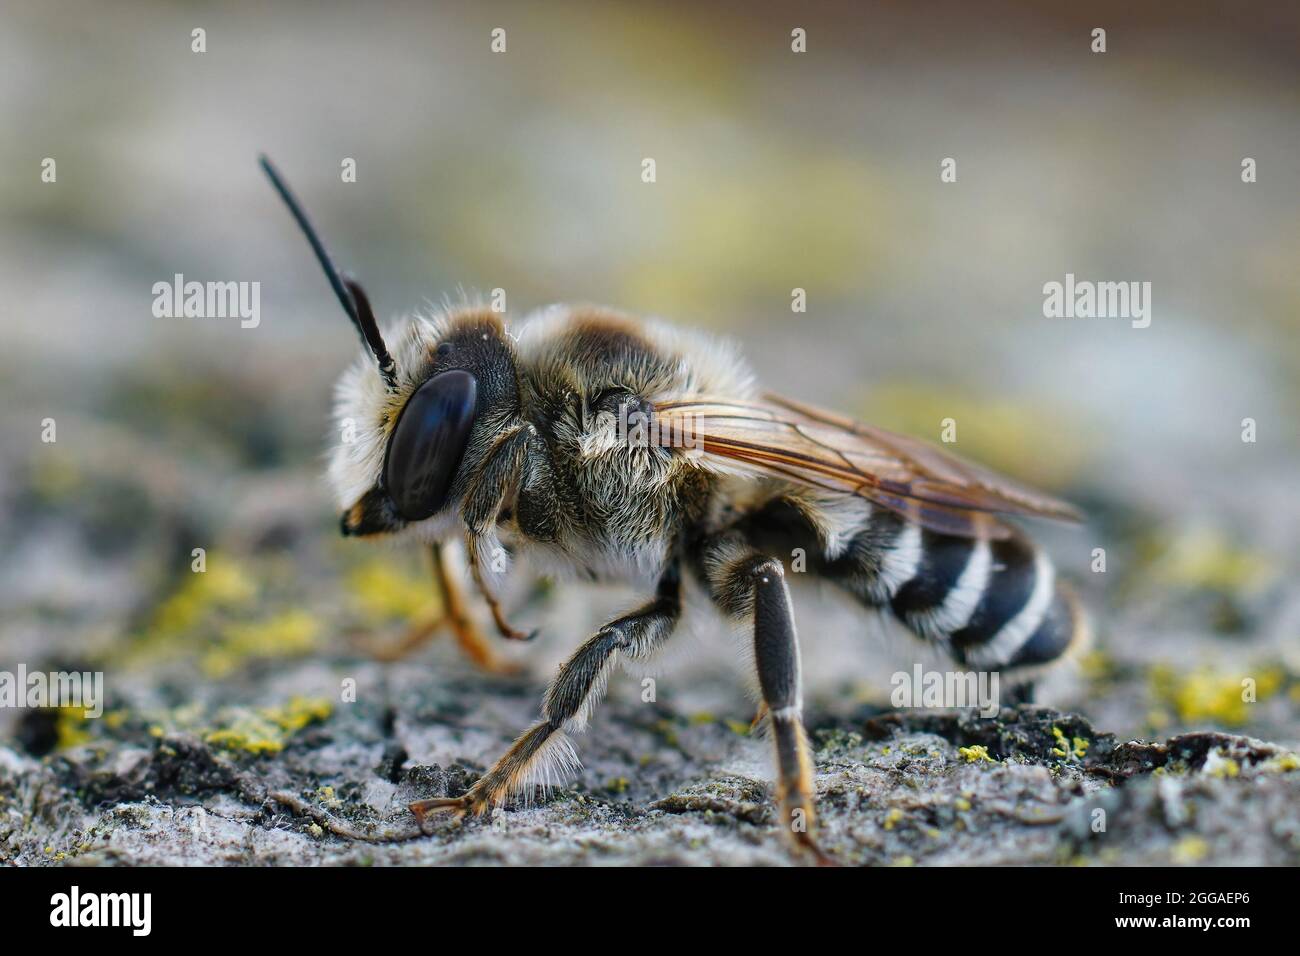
xmin=4 ymin=650 xmax=1298 ymax=866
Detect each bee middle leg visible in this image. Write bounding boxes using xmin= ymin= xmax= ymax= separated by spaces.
xmin=410 ymin=561 xmax=682 ymax=823
xmin=465 ymin=532 xmax=537 ymax=642
xmin=427 ymin=541 xmax=507 ymax=670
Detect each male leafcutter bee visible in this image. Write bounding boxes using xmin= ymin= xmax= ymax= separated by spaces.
xmin=261 ymin=157 xmax=1088 ymax=862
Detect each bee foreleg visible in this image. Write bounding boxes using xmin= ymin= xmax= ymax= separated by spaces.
xmin=460 ymin=427 xmax=538 ymax=641
xmin=410 ymin=562 xmax=682 ymax=824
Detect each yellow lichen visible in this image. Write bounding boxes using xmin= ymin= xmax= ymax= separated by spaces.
xmin=1171 ymin=836 xmax=1209 ymax=864
xmin=1050 ymin=727 xmax=1069 ymax=759
xmin=1050 ymin=726 xmax=1089 ymax=761
xmin=151 ymin=561 xmax=257 ymax=636
xmin=54 ymin=707 xmax=92 ymax=750
xmin=959 ymin=745 xmax=993 ymax=763
xmin=1149 ymin=664 xmax=1283 ymax=727
xmin=347 ymin=559 xmax=439 ymax=622
xmin=123 ymin=558 xmax=323 ymax=677
xmin=1147 ymin=709 xmax=1172 ymax=730
xmin=1203 ymin=750 xmax=1240 ymax=779
xmin=1261 ymin=753 xmax=1299 ymax=773
xmin=204 ymin=727 xmax=283 ymax=755
xmin=654 ymin=719 xmax=680 ymax=747
xmin=267 ymin=696 xmax=333 ymax=733
xmin=29 ymin=453 xmax=83 ymax=501
xmin=204 ymin=696 xmax=333 ymax=754
xmin=1078 ymin=649 xmax=1118 ymax=685
xmin=883 ymin=808 xmax=904 ymax=830
xmin=1140 ymin=527 xmax=1277 ymax=596
xmin=202 ymin=609 xmax=321 ymax=678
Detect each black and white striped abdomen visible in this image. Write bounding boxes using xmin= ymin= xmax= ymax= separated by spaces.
xmin=827 ymin=508 xmax=1084 ymax=674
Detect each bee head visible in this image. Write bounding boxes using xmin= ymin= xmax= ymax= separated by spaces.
xmin=329 ymin=310 xmax=520 ymax=538
xmin=259 ymin=156 xmax=519 ymax=539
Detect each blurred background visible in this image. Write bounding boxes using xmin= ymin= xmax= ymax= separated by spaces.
xmin=1 ymin=0 xmax=1297 ymax=755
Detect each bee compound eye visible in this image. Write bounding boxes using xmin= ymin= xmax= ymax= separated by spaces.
xmin=382 ymin=369 xmax=478 ymax=521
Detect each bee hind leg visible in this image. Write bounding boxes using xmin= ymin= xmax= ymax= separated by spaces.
xmin=747 ymin=557 xmax=832 ymax=865
xmin=702 ymin=539 xmax=831 ymax=864
xmin=410 ymin=562 xmax=682 ymax=823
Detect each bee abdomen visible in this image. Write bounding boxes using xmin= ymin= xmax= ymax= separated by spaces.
xmin=836 ymin=512 xmax=1083 ymax=674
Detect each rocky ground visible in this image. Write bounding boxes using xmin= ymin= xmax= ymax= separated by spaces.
xmin=4 ymin=657 xmax=1298 ymax=866
xmin=2 ymin=534 xmax=1299 ymax=870
xmin=1 ymin=374 xmax=1299 ymax=867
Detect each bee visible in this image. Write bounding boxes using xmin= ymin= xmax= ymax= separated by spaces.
xmin=261 ymin=157 xmax=1088 ymax=862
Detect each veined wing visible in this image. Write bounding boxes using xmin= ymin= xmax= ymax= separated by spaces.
xmin=653 ymin=393 xmax=1082 ymax=539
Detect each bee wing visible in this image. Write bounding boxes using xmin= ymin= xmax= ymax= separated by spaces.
xmin=653 ymin=393 xmax=1082 ymax=540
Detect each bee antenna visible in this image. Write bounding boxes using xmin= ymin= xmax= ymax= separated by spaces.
xmin=258 ymin=154 xmax=399 ymax=390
